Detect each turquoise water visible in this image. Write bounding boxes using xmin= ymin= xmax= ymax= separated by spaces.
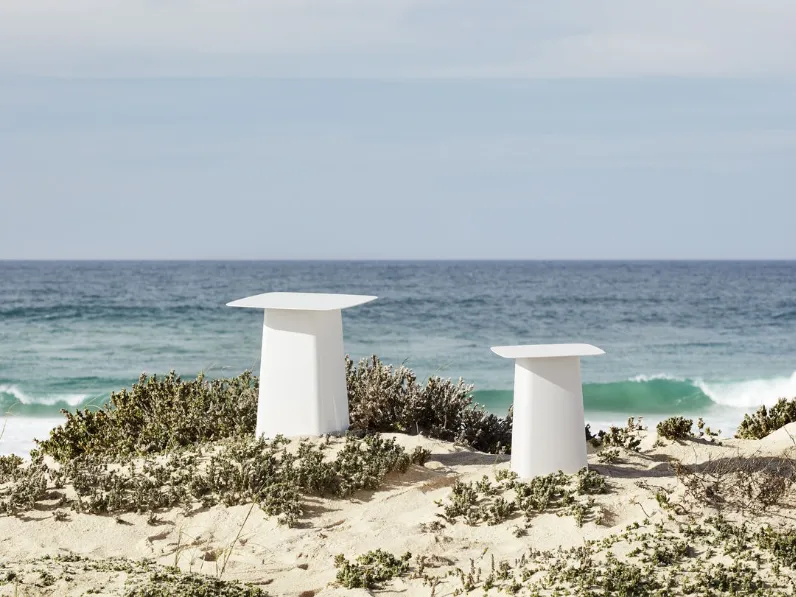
xmin=2 ymin=261 xmax=796 ymax=453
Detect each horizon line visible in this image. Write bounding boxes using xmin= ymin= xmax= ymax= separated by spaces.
xmin=3 ymin=258 xmax=796 ymax=263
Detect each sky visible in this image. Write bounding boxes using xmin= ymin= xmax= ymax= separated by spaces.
xmin=1 ymin=1 xmax=796 ymax=259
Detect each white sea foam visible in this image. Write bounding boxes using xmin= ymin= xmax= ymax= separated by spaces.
xmin=0 ymin=384 xmax=89 ymax=407
xmin=0 ymin=417 xmax=64 ymax=456
xmin=629 ymin=373 xmax=684 ymax=383
xmin=625 ymin=373 xmax=796 ymax=409
xmin=696 ymin=372 xmax=796 ymax=409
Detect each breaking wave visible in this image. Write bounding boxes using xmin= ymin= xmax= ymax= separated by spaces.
xmin=3 ymin=373 xmax=796 ymax=419
xmin=474 ymin=372 xmax=796 ymax=415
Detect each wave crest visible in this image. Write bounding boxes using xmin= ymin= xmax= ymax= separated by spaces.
xmin=0 ymin=384 xmax=90 ymax=408
xmin=629 ymin=374 xmax=684 ymax=383
xmin=696 ymin=372 xmax=796 ymax=409
xmin=474 ymin=372 xmax=796 ymax=414
xmin=4 ymin=372 xmax=796 ymax=418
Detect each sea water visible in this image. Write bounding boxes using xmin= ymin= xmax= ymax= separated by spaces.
xmin=2 ymin=261 xmax=795 ymax=455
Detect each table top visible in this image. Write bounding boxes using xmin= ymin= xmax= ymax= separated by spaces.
xmin=227 ymin=292 xmax=377 ymax=311
xmin=491 ymin=343 xmax=605 ymax=359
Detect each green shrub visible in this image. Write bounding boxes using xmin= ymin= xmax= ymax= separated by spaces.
xmin=736 ymin=398 xmax=796 ymax=439
xmin=37 ymin=371 xmax=258 ymax=462
xmin=587 ymin=418 xmax=644 ymax=452
xmin=695 ymin=418 xmax=721 ymax=441
xmin=37 ymin=357 xmax=513 ymax=462
xmin=0 ymin=452 xmax=50 ymax=515
xmin=597 ymin=448 xmax=621 ymax=464
xmin=346 ymin=355 xmax=512 ymax=454
xmin=656 ymin=417 xmax=693 ymax=441
xmin=334 ymin=550 xmax=412 ymax=589
xmin=0 ymin=454 xmax=24 ymax=483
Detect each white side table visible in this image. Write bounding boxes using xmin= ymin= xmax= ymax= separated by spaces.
xmin=228 ymin=292 xmax=377 ymax=438
xmin=491 ymin=344 xmax=604 ymax=478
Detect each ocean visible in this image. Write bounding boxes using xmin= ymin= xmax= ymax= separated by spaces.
xmin=2 ymin=260 xmax=795 ymax=455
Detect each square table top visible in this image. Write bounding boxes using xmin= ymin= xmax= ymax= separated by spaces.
xmin=491 ymin=343 xmax=604 ymax=359
xmin=227 ymin=292 xmax=377 ymax=311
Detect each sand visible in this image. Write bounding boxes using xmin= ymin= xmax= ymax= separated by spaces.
xmin=2 ymin=425 xmax=796 ymax=596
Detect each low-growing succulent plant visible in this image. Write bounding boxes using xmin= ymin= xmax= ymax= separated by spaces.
xmin=0 ymin=554 xmax=267 ymax=596
xmin=2 ymin=434 xmax=429 ymax=526
xmin=597 ymin=448 xmax=621 ymax=464
xmin=435 ymin=468 xmax=607 ymax=529
xmin=757 ymin=526 xmax=796 ymax=568
xmin=334 ymin=549 xmax=412 ymax=589
xmin=588 ymin=418 xmax=645 ymax=451
xmin=126 ymin=567 xmax=267 ymax=597
xmin=0 ymin=454 xmax=24 ymax=483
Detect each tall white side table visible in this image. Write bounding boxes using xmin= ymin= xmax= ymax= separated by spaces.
xmin=491 ymin=344 xmax=604 ymax=478
xmin=228 ymin=292 xmax=377 ymax=438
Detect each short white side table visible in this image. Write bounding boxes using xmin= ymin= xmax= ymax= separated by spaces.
xmin=228 ymin=292 xmax=377 ymax=438
xmin=491 ymin=344 xmax=605 ymax=478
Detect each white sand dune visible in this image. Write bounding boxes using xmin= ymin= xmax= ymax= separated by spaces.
xmin=1 ymin=430 xmax=795 ymax=596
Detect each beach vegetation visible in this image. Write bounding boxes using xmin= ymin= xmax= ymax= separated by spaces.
xmin=36 ymin=357 xmax=513 ymax=462
xmin=656 ymin=416 xmax=694 ymax=441
xmin=757 ymin=526 xmax=796 ymax=568
xmin=8 ymin=359 xmax=796 ymax=594
xmin=587 ymin=417 xmax=645 ymax=451
xmin=0 ymin=454 xmax=24 ymax=483
xmin=405 ymin=517 xmax=783 ymax=594
xmin=434 ymin=468 xmax=607 ymax=528
xmin=407 ymin=514 xmax=795 ymax=595
xmin=696 ymin=417 xmax=721 ymax=441
xmin=2 ymin=434 xmax=429 ymax=527
xmin=0 ymin=452 xmax=49 ymax=515
xmin=333 ymin=549 xmax=412 ymax=589
xmin=37 ymin=371 xmax=258 ymax=462
xmin=0 ymin=555 xmax=267 ymax=596
xmin=597 ymin=447 xmax=621 ymax=463
xmin=669 ymin=453 xmax=796 ymax=514
xmin=346 ymin=355 xmax=512 ymax=454
xmin=736 ymin=397 xmax=796 ymax=439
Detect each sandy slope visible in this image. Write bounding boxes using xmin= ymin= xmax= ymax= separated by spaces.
xmin=2 ymin=424 xmax=796 ymax=596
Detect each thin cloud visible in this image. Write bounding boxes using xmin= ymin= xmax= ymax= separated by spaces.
xmin=1 ymin=0 xmax=796 ymax=77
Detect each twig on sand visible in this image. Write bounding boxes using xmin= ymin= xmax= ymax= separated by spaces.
xmin=219 ymin=502 xmax=257 ymax=579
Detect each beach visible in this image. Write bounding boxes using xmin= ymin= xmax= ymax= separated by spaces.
xmin=2 ymin=260 xmax=796 ymax=594
xmin=3 ymin=425 xmax=796 ymax=595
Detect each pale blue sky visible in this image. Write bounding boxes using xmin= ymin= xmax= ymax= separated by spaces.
xmin=1 ymin=1 xmax=796 ymax=259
